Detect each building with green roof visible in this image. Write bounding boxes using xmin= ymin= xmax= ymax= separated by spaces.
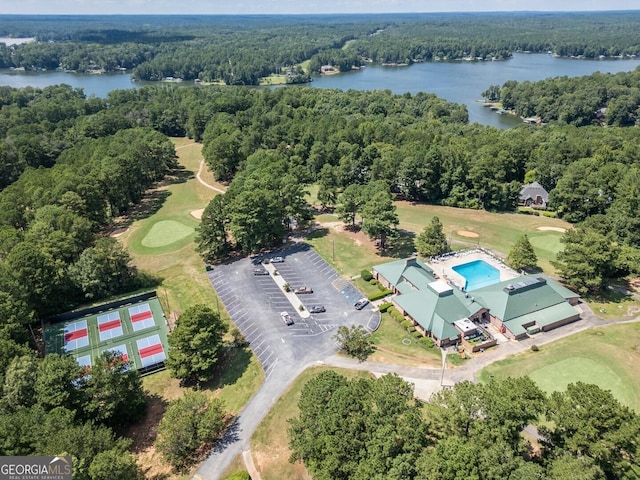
xmin=472 ymin=275 xmax=580 ymax=340
xmin=373 ymin=257 xmax=580 ymax=346
xmin=374 ymin=258 xmax=492 ymax=348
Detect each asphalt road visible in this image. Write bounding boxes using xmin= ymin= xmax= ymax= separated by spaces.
xmin=194 ymin=242 xmax=378 ymax=479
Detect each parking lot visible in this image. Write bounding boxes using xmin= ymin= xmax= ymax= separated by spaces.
xmin=207 ymin=242 xmax=379 ymax=376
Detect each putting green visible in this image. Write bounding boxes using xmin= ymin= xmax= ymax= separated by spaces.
xmin=528 ymin=356 xmax=634 ymax=407
xmin=529 ymin=233 xmax=563 ymax=256
xmin=141 ymin=220 xmax=195 ymax=248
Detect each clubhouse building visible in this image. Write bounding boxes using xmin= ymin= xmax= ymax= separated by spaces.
xmin=373 ymin=256 xmax=580 ymax=349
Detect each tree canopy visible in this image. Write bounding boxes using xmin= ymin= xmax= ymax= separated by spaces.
xmin=415 ymin=216 xmax=449 ymax=257
xmin=157 ymin=391 xmax=227 ymax=471
xmin=289 ymin=373 xmax=640 ymax=480
xmin=166 ymin=304 xmax=227 ymax=384
xmin=506 ymin=234 xmax=538 ymax=271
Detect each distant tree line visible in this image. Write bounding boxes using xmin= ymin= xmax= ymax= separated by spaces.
xmin=289 ymin=371 xmax=640 ymax=480
xmin=3 ymin=12 xmax=640 ymax=81
xmin=484 ymin=67 xmax=640 ymax=126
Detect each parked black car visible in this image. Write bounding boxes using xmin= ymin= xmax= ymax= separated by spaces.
xmin=309 ymin=305 xmax=326 ymax=313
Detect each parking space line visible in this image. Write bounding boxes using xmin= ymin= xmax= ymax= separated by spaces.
xmin=252 ymin=338 xmax=266 ymax=351
xmin=244 ymin=324 xmax=258 ymax=336
xmin=261 ymin=350 xmax=274 ymax=365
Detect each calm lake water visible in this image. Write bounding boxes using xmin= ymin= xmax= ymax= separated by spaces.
xmin=1 ymin=53 xmax=638 ymax=128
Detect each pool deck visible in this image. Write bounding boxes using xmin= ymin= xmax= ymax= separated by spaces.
xmin=427 ymin=249 xmax=520 ymax=291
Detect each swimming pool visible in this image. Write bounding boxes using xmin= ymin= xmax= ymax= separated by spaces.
xmin=452 ymin=259 xmax=500 ymax=291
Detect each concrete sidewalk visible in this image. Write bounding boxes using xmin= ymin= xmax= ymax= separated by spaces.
xmin=263 ymin=262 xmax=311 ymax=318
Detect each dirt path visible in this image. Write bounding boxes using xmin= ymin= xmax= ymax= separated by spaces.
xmin=197 ymin=160 xmax=226 ymax=193
xmin=175 ymin=141 xmax=226 ymax=194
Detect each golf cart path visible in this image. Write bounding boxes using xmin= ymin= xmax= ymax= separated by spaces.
xmin=175 ymin=141 xmax=226 ymax=194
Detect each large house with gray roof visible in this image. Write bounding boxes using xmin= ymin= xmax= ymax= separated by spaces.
xmin=373 ymin=257 xmax=580 ymax=347
xmin=519 ymin=181 xmax=549 ymax=208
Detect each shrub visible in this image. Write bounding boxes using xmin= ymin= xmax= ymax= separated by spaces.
xmin=377 ymin=282 xmax=388 ymax=291
xmin=283 ymin=283 xmax=290 ymax=292
xmin=367 ymin=289 xmax=392 ymax=301
xmin=412 ymin=330 xmax=423 ymax=339
xmin=419 ymin=337 xmax=435 ymax=348
xmin=298 ymin=304 xmax=305 ymax=311
xmin=531 ymin=344 xmax=539 ymax=352
xmin=407 ymin=326 xmax=417 ymax=333
xmin=369 ymin=278 xmax=378 ymax=285
xmin=378 ymin=302 xmax=393 ymax=313
xmin=401 ymin=320 xmax=412 ymax=329
xmin=541 ymin=211 xmax=557 ymax=218
xmin=361 ymin=269 xmax=373 ymax=281
xmin=389 ymin=308 xmax=405 ymax=323
xmin=225 ymin=472 xmax=251 ymax=480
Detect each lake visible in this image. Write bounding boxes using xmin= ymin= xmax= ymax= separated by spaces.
xmin=1 ymin=53 xmax=638 ymax=128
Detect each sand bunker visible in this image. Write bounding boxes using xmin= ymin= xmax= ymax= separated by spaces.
xmin=109 ymin=227 xmax=129 ymax=238
xmin=190 ymin=209 xmax=204 ymax=220
xmin=537 ymin=226 xmax=566 ymax=233
xmin=457 ymin=230 xmax=479 ymax=238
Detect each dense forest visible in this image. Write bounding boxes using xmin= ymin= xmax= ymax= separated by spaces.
xmin=483 ymin=66 xmax=640 ymax=126
xmin=2 ymin=12 xmax=640 ymax=83
xmin=1 ymin=82 xmax=640 ymax=295
xmin=289 ymin=371 xmax=640 ymax=480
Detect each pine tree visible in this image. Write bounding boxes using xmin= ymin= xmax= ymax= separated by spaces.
xmin=414 ymin=216 xmax=449 ymax=257
xmin=506 ymin=234 xmax=538 ymax=270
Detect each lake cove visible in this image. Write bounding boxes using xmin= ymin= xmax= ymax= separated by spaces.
xmin=1 ymin=53 xmax=638 ymax=128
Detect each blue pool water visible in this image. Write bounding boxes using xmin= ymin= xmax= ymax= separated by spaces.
xmin=452 ymin=259 xmax=500 ymax=291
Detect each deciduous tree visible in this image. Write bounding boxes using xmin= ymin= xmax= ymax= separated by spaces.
xmin=166 ymin=305 xmax=226 ymax=384
xmin=157 ymin=391 xmax=226 ymax=471
xmin=333 ymin=325 xmax=375 ymax=362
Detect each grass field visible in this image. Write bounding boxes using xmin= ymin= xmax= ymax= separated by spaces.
xmin=306 ymin=226 xmax=397 ymax=278
xmin=395 ymin=201 xmax=569 ymax=273
xmin=251 ymin=367 xmax=374 ymax=480
xmin=369 ymin=314 xmax=442 ymax=367
xmin=308 ymin=200 xmax=569 ymax=277
xmin=141 ymin=219 xmax=195 ymax=248
xmin=477 ymin=322 xmax=640 ymax=411
xmin=120 ymin=139 xmax=264 ymax=479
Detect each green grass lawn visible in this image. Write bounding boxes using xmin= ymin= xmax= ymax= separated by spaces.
xmin=141 ymin=219 xmax=195 ymax=248
xmin=305 ymin=226 xmax=396 ymax=278
xmin=369 ymin=313 xmax=441 ymax=367
xmin=251 ymin=367 xmax=374 ymax=480
xmin=585 ymin=287 xmax=640 ymax=320
xmin=477 ymin=323 xmax=640 ymax=411
xmin=394 ymin=201 xmax=570 ymax=273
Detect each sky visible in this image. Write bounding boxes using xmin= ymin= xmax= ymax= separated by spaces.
xmin=0 ymin=0 xmax=638 ymax=15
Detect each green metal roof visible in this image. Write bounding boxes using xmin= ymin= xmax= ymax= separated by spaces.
xmin=503 ymin=302 xmax=579 ymax=336
xmin=373 ymin=257 xmax=434 ymax=286
xmin=536 ymin=274 xmax=580 ymax=300
xmin=394 ymin=286 xmax=483 ymax=340
xmin=376 ymin=258 xmax=580 ymax=343
xmin=472 ymin=276 xmax=571 ymax=322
